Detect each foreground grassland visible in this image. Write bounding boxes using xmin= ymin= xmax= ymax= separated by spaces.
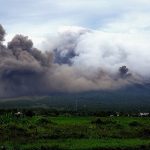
xmin=0 ymin=114 xmax=150 ymax=150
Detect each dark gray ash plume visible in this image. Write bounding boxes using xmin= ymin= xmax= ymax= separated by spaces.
xmin=0 ymin=24 xmax=5 ymax=42
xmin=0 ymin=26 xmax=53 ymax=97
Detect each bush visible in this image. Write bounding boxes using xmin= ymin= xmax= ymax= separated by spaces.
xmin=129 ymin=121 xmax=141 ymax=127
xmin=24 ymin=110 xmax=35 ymax=117
xmin=91 ymin=118 xmax=115 ymax=125
xmin=6 ymin=123 xmax=26 ymax=132
xmin=91 ymin=118 xmax=103 ymax=124
xmin=36 ymin=117 xmax=54 ymax=125
xmin=140 ymin=128 xmax=150 ymax=137
xmin=40 ymin=145 xmax=64 ymax=150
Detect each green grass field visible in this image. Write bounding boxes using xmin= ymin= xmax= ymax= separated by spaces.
xmin=0 ymin=114 xmax=150 ymax=150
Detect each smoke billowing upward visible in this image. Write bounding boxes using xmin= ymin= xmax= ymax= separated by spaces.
xmin=0 ymin=24 xmax=148 ymax=97
xmin=0 ymin=24 xmax=5 ymax=42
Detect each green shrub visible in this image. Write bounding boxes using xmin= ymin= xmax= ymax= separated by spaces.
xmin=6 ymin=123 xmax=26 ymax=132
xmin=140 ymin=128 xmax=150 ymax=137
xmin=91 ymin=118 xmax=115 ymax=125
xmin=91 ymin=118 xmax=103 ymax=124
xmin=129 ymin=121 xmax=141 ymax=127
xmin=35 ymin=117 xmax=54 ymax=125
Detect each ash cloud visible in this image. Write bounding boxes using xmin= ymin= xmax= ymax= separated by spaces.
xmin=0 ymin=26 xmax=53 ymax=97
xmin=0 ymin=24 xmax=5 ymax=42
xmin=0 ymin=24 xmax=147 ymax=97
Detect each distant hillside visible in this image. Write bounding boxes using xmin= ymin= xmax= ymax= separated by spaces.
xmin=0 ymin=83 xmax=150 ymax=111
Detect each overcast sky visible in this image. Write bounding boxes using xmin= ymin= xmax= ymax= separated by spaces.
xmin=1 ymin=0 xmax=150 ymax=46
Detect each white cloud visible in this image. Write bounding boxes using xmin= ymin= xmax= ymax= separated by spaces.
xmin=1 ymin=0 xmax=150 ymax=49
xmin=42 ymin=25 xmax=150 ymax=79
xmin=101 ymin=12 xmax=150 ymax=33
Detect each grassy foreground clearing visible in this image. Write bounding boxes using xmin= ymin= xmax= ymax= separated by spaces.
xmin=0 ymin=113 xmax=150 ymax=150
xmin=2 ymin=138 xmax=150 ymax=150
